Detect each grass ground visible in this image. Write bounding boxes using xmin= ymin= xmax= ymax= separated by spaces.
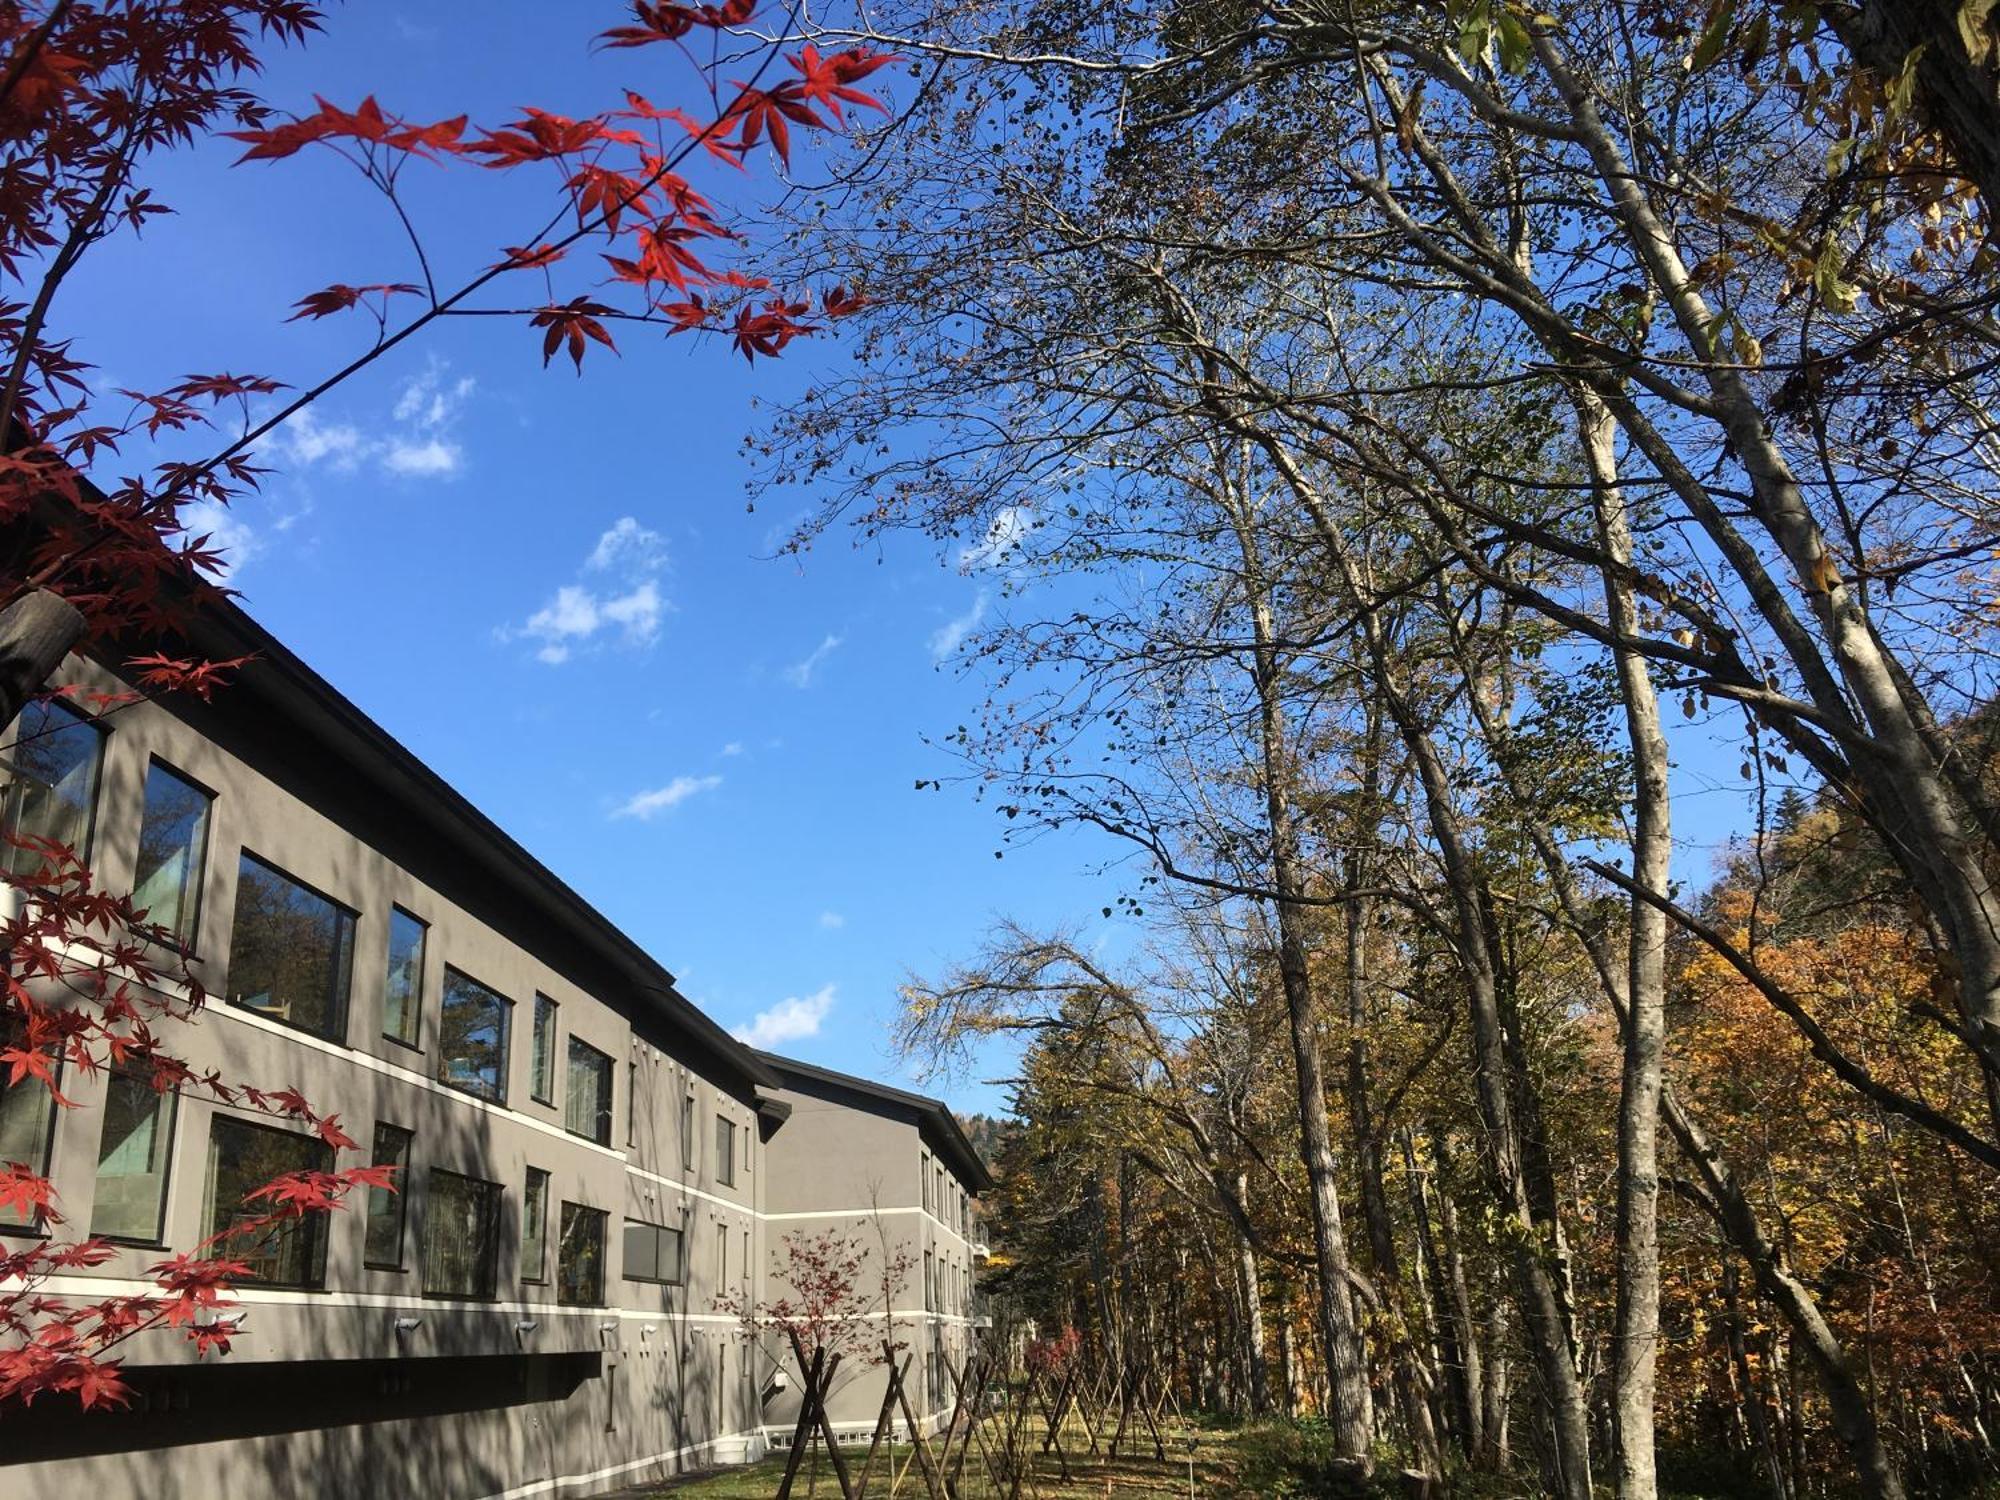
xmin=637 ymin=1428 xmax=1242 ymax=1499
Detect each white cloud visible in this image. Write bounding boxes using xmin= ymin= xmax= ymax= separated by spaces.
xmin=731 ymin=984 xmax=836 ymax=1049
xmin=959 ymin=505 xmax=1034 ymax=572
xmin=612 ymin=774 xmax=722 ymax=820
xmin=183 ymin=497 xmax=258 ymax=580
xmin=818 ymin=911 xmax=846 ymax=930
xmin=266 ymin=360 xmax=473 ymax=482
xmin=720 ymin=741 xmax=744 ymax=758
xmin=587 ymin=516 xmax=666 ymax=573
xmin=929 ymin=590 xmax=988 ymax=660
xmin=509 ymin=519 xmax=670 ymax=665
xmin=382 ymin=436 xmax=460 ymax=477
xmin=783 ymin=633 xmax=843 ymax=688
xmin=273 ymin=407 xmax=364 ymax=470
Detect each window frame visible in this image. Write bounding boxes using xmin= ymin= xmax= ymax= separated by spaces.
xmin=89 ymin=1068 xmax=181 ymax=1247
xmin=621 ymin=1216 xmax=685 ymax=1286
xmin=420 ymin=1164 xmax=505 ymax=1301
xmin=565 ymin=1036 xmax=614 ymax=1146
xmin=202 ymin=1113 xmax=333 ymax=1290
xmin=521 ymin=1165 xmax=551 ymax=1285
xmin=529 ymin=994 xmax=558 ymax=1104
xmin=680 ymin=1089 xmax=695 ymax=1172
xmin=713 ymin=1112 xmax=735 ymax=1187
xmin=3 ymin=697 xmax=107 ymax=877
xmin=129 ymin=755 xmax=214 ymax=955
xmin=362 ymin=1121 xmax=414 ymax=1271
xmin=557 ymin=1201 xmax=609 ymax=1307
xmin=381 ymin=907 xmax=428 ymax=1052
xmin=0 ymin=1026 xmax=61 ymax=1237
xmin=224 ymin=849 xmax=358 ymax=1045
xmin=436 ymin=965 xmax=512 ymax=1105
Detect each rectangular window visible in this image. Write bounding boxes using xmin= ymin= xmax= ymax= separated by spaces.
xmin=90 ymin=1070 xmax=178 ymax=1243
xmin=713 ymin=1114 xmax=734 ymax=1186
xmin=438 ymin=968 xmax=510 ymax=1103
xmin=362 ymin=1123 xmax=413 ymax=1268
xmin=558 ymin=1202 xmax=607 ymax=1305
xmin=921 ymin=1152 xmax=931 ymax=1214
xmin=422 ymin=1167 xmax=502 ymax=1299
xmin=3 ymin=699 xmax=104 ymax=875
xmin=627 ymin=1058 xmax=637 ymax=1149
xmin=522 ymin=1167 xmax=550 ymax=1284
xmin=566 ymin=1038 xmax=613 ymax=1145
xmin=131 ymin=759 xmax=210 ymax=948
xmin=0 ymin=1029 xmax=57 ymax=1232
xmin=714 ymin=1221 xmax=727 ymax=1298
xmin=529 ymin=995 xmax=557 ymax=1103
xmin=382 ymin=908 xmax=426 ymax=1048
xmin=226 ymin=852 xmax=356 ymax=1043
xmin=622 ymin=1218 xmax=684 ymax=1284
xmin=680 ymin=1090 xmax=695 ymax=1171
xmin=203 ymin=1115 xmax=331 ymax=1287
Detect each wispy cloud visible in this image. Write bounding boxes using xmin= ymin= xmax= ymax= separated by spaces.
xmin=959 ymin=505 xmax=1034 ymax=572
xmin=720 ymin=740 xmax=744 ymax=758
xmin=929 ymin=590 xmax=988 ymax=660
xmin=507 ymin=517 xmax=669 ymax=665
xmin=731 ymin=984 xmax=836 ymax=1049
xmin=267 ymin=361 xmax=474 ymax=480
xmin=183 ymin=497 xmax=259 ymax=580
xmin=783 ymin=633 xmax=843 ymax=688
xmin=612 ymin=773 xmax=722 ymax=820
xmin=818 ymin=911 xmax=846 ymax=930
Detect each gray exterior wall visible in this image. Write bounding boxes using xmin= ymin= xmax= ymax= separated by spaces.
xmin=0 ymin=646 xmax=981 ymax=1499
xmin=757 ymin=1066 xmax=986 ymax=1445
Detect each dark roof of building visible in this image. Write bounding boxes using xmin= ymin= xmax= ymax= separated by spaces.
xmin=162 ymin=585 xmax=782 ymax=1095
xmin=754 ymin=1049 xmax=994 ymax=1192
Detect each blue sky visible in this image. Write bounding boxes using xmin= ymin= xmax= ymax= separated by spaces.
xmin=55 ymin=0 xmax=1110 ymax=1113
xmin=56 ymin=2 xmax=1774 ymax=1118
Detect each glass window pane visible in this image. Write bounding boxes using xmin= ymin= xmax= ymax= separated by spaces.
xmin=531 ymin=996 xmax=556 ymax=1101
xmin=557 ymin=1202 xmax=606 ymax=1305
xmin=91 ymin=1071 xmax=177 ymax=1242
xmin=421 ymin=1167 xmax=501 ymax=1298
xmin=0 ymin=1039 xmax=56 ymax=1230
xmin=565 ymin=1038 xmax=612 ymax=1145
xmin=203 ymin=1116 xmax=331 ymax=1287
xmin=622 ymin=1219 xmax=653 ymax=1280
xmin=4 ymin=699 xmax=103 ymax=876
xmin=522 ymin=1167 xmax=549 ymax=1283
xmin=131 ymin=761 xmax=210 ymax=946
xmin=226 ymin=853 xmax=355 ymax=1042
xmin=438 ymin=969 xmax=509 ymax=1103
xmin=680 ymin=1092 xmax=694 ymax=1170
xmin=714 ymin=1114 xmax=733 ymax=1185
xmin=363 ymin=1123 xmax=412 ymax=1267
xmin=383 ymin=909 xmax=426 ymax=1047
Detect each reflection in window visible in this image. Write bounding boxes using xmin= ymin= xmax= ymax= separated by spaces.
xmin=226 ymin=852 xmax=355 ymax=1042
xmin=566 ymin=1037 xmax=612 ymax=1145
xmin=522 ymin=1166 xmax=550 ymax=1284
xmin=422 ymin=1167 xmax=502 ymax=1299
xmin=0 ymin=1031 xmax=56 ymax=1231
xmin=383 ymin=908 xmax=426 ymax=1047
xmin=363 ymin=1123 xmax=413 ymax=1268
xmin=91 ymin=1071 xmax=177 ymax=1243
xmin=203 ymin=1116 xmax=332 ymax=1288
xmin=557 ymin=1202 xmax=606 ymax=1306
xmin=530 ymin=995 xmax=557 ymax=1101
xmin=4 ymin=699 xmax=103 ymax=876
xmin=131 ymin=760 xmax=210 ymax=946
xmin=438 ymin=968 xmax=509 ymax=1103
xmin=714 ymin=1114 xmax=734 ymax=1186
xmin=622 ymin=1218 xmax=684 ymax=1284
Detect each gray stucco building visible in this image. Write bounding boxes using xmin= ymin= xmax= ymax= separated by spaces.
xmin=0 ymin=588 xmax=989 ymax=1497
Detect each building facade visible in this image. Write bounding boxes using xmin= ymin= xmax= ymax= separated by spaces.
xmin=0 ymin=590 xmax=988 ymax=1499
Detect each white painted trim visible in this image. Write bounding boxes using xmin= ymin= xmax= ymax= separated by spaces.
xmin=761 ymin=1205 xmax=923 ymax=1222
xmin=213 ymin=1002 xmax=628 ymax=1164
xmin=623 ymin=1161 xmax=753 ymax=1215
xmin=474 ymin=1429 xmax=766 ymax=1500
